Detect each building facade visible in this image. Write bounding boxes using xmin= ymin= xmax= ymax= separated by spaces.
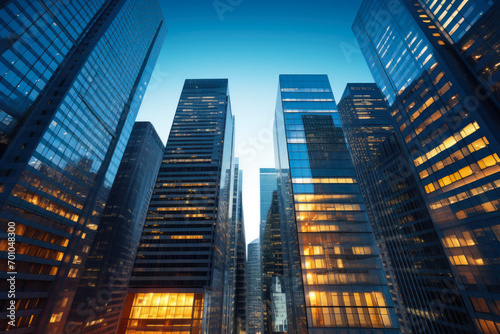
xmin=117 ymin=79 xmax=236 ymax=334
xmin=273 ymin=74 xmax=399 ymax=333
xmin=66 ymin=122 xmax=164 ymax=333
xmin=247 ymin=238 xmax=263 ymax=334
xmin=353 ymin=1 xmax=500 ymax=332
xmin=0 ymin=1 xmax=166 ymax=333
xmin=260 ymin=168 xmax=278 ymax=242
xmin=261 ymin=190 xmax=287 ymax=334
xmin=233 ymin=159 xmax=248 ymax=334
xmin=338 ymin=83 xmax=476 ymax=333
xmin=260 ymin=167 xmax=287 ymax=334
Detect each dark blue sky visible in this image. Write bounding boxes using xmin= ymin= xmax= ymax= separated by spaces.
xmin=137 ymin=0 xmax=374 ymax=244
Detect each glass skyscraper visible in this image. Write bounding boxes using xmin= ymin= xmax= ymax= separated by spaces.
xmin=66 ymin=121 xmax=164 ymax=334
xmin=260 ymin=167 xmax=287 ymax=334
xmin=338 ymin=83 xmax=476 ymax=333
xmin=247 ymin=238 xmax=263 ymax=334
xmin=261 ymin=190 xmax=287 ymax=334
xmin=0 ymin=1 xmax=166 ymax=333
xmin=260 ymin=168 xmax=278 ymax=241
xmin=233 ymin=159 xmax=248 ymax=334
xmin=118 ymin=79 xmax=236 ymax=334
xmin=273 ymin=74 xmax=399 ymax=333
xmin=354 ymin=1 xmax=500 ymax=331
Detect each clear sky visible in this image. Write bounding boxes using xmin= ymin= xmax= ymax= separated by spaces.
xmin=136 ymin=0 xmax=375 ymax=246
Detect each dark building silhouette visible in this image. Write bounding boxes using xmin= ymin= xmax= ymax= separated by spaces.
xmin=233 ymin=159 xmax=247 ymax=334
xmin=66 ymin=122 xmax=164 ymax=333
xmin=0 ymin=1 xmax=166 ymax=333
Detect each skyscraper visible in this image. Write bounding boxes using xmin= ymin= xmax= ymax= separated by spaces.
xmin=66 ymin=122 xmax=164 ymax=334
xmin=260 ymin=168 xmax=278 ymax=241
xmin=273 ymin=74 xmax=399 ymax=333
xmin=247 ymin=239 xmax=263 ymax=334
xmin=260 ymin=167 xmax=287 ymax=334
xmin=233 ymin=159 xmax=248 ymax=334
xmin=261 ymin=191 xmax=287 ymax=334
xmin=0 ymin=1 xmax=166 ymax=333
xmin=354 ymin=1 xmax=500 ymax=331
xmin=117 ymin=79 xmax=236 ymax=334
xmin=338 ymin=83 xmax=476 ymax=333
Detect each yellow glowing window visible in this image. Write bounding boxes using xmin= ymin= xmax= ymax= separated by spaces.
xmin=68 ymin=268 xmax=78 ymax=278
xmin=419 ymin=169 xmax=429 ymax=179
xmin=292 ymin=178 xmax=356 ymax=184
xmin=414 ymin=122 xmax=479 ymax=167
xmin=125 ymin=292 xmax=203 ymax=324
xmin=171 ymin=235 xmax=203 ymax=239
xmin=425 ymin=183 xmax=436 ymax=194
xmin=450 ymin=255 xmax=468 ymax=265
xmin=468 ymin=137 xmax=489 ymax=153
xmin=477 ymin=154 xmax=500 ymax=170
xmin=49 ymin=312 xmax=63 ymax=323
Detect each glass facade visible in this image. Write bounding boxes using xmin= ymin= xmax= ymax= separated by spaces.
xmin=233 ymin=159 xmax=248 ymax=334
xmin=65 ymin=122 xmax=164 ymax=334
xmin=339 ymin=84 xmax=476 ymax=333
xmin=353 ymin=1 xmax=500 ymax=332
xmin=260 ymin=168 xmax=287 ymax=334
xmin=118 ymin=79 xmax=236 ymax=334
xmin=260 ymin=168 xmax=278 ymax=240
xmin=273 ymin=74 xmax=399 ymax=333
xmin=247 ymin=239 xmax=263 ymax=334
xmin=261 ymin=190 xmax=287 ymax=334
xmin=0 ymin=1 xmax=166 ymax=333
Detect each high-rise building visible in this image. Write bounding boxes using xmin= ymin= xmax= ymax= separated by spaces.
xmin=233 ymin=159 xmax=247 ymax=334
xmin=247 ymin=239 xmax=263 ymax=334
xmin=65 ymin=121 xmax=164 ymax=333
xmin=260 ymin=168 xmax=278 ymax=241
xmin=0 ymin=1 xmax=166 ymax=333
xmin=353 ymin=1 xmax=500 ymax=331
xmin=117 ymin=79 xmax=236 ymax=334
xmin=229 ymin=158 xmax=247 ymax=334
xmin=338 ymin=83 xmax=476 ymax=333
xmin=260 ymin=167 xmax=287 ymax=334
xmin=273 ymin=74 xmax=400 ymax=333
xmin=270 ymin=277 xmax=287 ymax=333
xmin=261 ymin=190 xmax=287 ymax=334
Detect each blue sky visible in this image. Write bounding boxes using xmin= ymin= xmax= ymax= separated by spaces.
xmin=136 ymin=0 xmax=374 ymax=246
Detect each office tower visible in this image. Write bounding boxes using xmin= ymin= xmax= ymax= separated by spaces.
xmin=270 ymin=277 xmax=287 ymax=333
xmin=117 ymin=79 xmax=235 ymax=334
xmin=247 ymin=239 xmax=263 ymax=334
xmin=273 ymin=74 xmax=399 ymax=333
xmin=65 ymin=122 xmax=164 ymax=333
xmin=0 ymin=1 xmax=166 ymax=333
xmin=260 ymin=168 xmax=287 ymax=334
xmin=354 ymin=1 xmax=500 ymax=331
xmin=260 ymin=168 xmax=278 ymax=241
xmin=338 ymin=84 xmax=476 ymax=333
xmin=261 ymin=191 xmax=287 ymax=334
xmin=233 ymin=160 xmax=247 ymax=334
xmin=229 ymin=158 xmax=247 ymax=334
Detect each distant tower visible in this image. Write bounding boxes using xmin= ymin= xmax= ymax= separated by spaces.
xmin=247 ymin=239 xmax=263 ymax=334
